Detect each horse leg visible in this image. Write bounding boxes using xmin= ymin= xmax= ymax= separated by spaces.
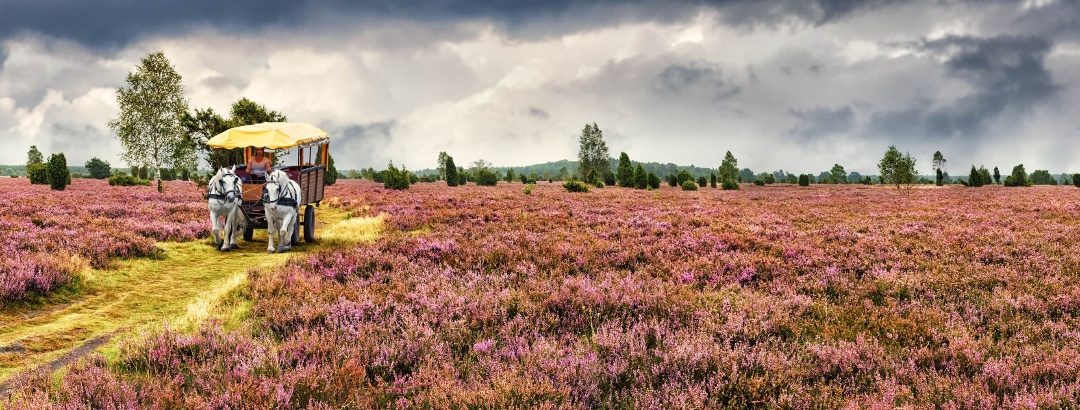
xmin=220 ymin=206 xmax=233 ymax=252
xmin=266 ymin=206 xmax=277 ymax=253
xmin=229 ymin=207 xmax=244 ymax=249
xmin=279 ymin=211 xmax=294 ymax=253
xmin=209 ymin=207 xmax=223 ymax=248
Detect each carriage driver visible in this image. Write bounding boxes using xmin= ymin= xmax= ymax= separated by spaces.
xmin=246 ymin=147 xmax=273 ymax=182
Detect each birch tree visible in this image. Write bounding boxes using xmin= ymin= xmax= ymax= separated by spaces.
xmin=108 ymin=51 xmax=190 ymax=192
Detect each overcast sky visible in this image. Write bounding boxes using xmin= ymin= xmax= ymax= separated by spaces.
xmin=1 ymin=0 xmax=1078 ymax=175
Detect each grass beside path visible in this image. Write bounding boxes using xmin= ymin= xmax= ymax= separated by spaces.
xmin=0 ymin=204 xmax=383 ymax=386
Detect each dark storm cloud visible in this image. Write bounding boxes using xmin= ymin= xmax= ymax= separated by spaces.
xmin=653 ymin=60 xmax=740 ymax=101
xmin=789 ymin=106 xmax=855 ymax=140
xmin=326 ymin=120 xmax=396 ymax=168
xmin=526 ymin=107 xmax=550 ymax=120
xmin=867 ymin=35 xmax=1058 ymax=141
xmin=0 ymin=0 xmax=938 ymax=48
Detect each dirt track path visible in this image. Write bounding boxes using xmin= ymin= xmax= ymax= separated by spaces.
xmin=0 ymin=205 xmax=378 ymax=388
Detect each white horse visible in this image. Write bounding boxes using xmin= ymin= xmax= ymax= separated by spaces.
xmin=263 ymin=169 xmax=302 ymax=253
xmin=207 ymin=166 xmax=244 ymax=251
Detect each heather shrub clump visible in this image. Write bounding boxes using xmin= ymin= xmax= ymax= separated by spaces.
xmin=108 ymin=174 xmax=151 ymax=186
xmin=563 ymin=180 xmax=589 ymax=192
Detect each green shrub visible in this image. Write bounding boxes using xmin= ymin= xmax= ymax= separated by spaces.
xmin=697 ymin=176 xmax=707 ymax=187
xmin=28 ymin=163 xmax=48 ymax=184
xmin=647 ymin=172 xmax=661 ymax=189
xmin=753 ymin=179 xmax=765 ymax=186
xmin=799 ymin=174 xmax=810 ymax=186
xmin=667 ymin=174 xmax=678 ymax=187
xmin=383 ymin=160 xmax=411 ymax=190
xmin=721 ymin=179 xmax=740 ymax=190
xmin=476 ymin=169 xmax=500 ymax=186
xmin=85 ymin=157 xmax=111 ymax=179
xmin=1073 ymin=174 xmax=1080 ymax=188
xmin=108 ymin=174 xmax=151 ymax=186
xmin=563 ymin=180 xmax=589 ymax=193
xmin=680 ymin=180 xmax=698 ymax=191
xmin=524 ymin=183 xmax=534 ymax=195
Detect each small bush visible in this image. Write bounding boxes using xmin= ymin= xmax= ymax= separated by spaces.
xmin=721 ymin=179 xmax=740 ymax=190
xmin=1073 ymin=174 xmax=1080 ymax=188
xmin=28 ymin=163 xmax=48 ymax=184
xmin=697 ymin=176 xmax=707 ymax=187
xmin=681 ymin=180 xmax=698 ymax=191
xmin=108 ymin=174 xmax=151 ymax=186
xmin=527 ymin=178 xmax=537 ymax=184
xmin=799 ymin=174 xmax=810 ymax=186
xmin=647 ymin=172 xmax=661 ymax=189
xmin=47 ymin=153 xmax=70 ymax=191
xmin=476 ymin=169 xmax=499 ymax=186
xmin=563 ymin=180 xmax=589 ymax=193
xmin=753 ymin=179 xmax=765 ymax=186
xmin=383 ymin=161 xmax=411 ymax=190
xmin=524 ymin=183 xmax=534 ymax=195
xmin=594 ymin=180 xmax=605 ymax=188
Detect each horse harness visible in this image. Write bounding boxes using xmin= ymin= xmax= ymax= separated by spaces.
xmin=206 ymin=174 xmax=241 ymax=204
xmin=263 ymin=178 xmax=299 ymax=208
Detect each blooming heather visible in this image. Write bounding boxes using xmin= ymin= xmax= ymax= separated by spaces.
xmin=0 ymin=178 xmax=209 ymax=302
xmin=7 ymin=181 xmax=1080 ymax=407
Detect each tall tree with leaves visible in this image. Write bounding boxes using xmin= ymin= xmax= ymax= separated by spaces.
xmin=437 ymin=152 xmax=450 ymax=181
xmin=616 ymin=152 xmax=634 ymax=187
xmin=26 ymin=145 xmax=44 ymax=168
xmin=577 ymin=123 xmax=609 ymax=184
xmin=993 ymin=167 xmax=1001 ymax=185
xmin=719 ymin=151 xmax=738 ymax=184
xmin=968 ymin=165 xmax=983 ymax=187
xmin=108 ymin=51 xmax=191 ymax=192
xmin=180 ymin=107 xmax=229 ymax=168
xmin=932 ymin=151 xmax=946 ymax=186
xmin=878 ymin=145 xmax=917 ymax=191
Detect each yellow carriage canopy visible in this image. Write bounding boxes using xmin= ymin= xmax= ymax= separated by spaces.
xmin=207 ymin=122 xmax=329 ymax=150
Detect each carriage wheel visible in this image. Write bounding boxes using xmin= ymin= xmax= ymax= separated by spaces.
xmin=291 ymin=216 xmax=300 ymax=246
xmin=303 ymin=205 xmax=316 ymax=243
xmin=243 ymin=225 xmax=254 ymax=242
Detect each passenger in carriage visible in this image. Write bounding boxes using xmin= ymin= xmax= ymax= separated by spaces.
xmin=246 ymin=147 xmax=272 ymax=182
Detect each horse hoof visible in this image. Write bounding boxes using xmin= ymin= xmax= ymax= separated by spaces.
xmin=267 ymin=250 xmax=275 ymax=254
xmin=278 ymin=247 xmax=289 ymax=253
xmin=229 ymin=243 xmax=239 ymax=250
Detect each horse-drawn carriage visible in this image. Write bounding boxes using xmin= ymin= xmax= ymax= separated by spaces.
xmin=206 ymin=122 xmax=330 ymax=250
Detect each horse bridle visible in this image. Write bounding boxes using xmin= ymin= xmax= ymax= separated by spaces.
xmin=207 ymin=173 xmax=241 ymax=204
xmin=262 ymin=176 xmax=298 ymax=208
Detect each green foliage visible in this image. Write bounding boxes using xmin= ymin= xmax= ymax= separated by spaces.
xmin=666 ymin=174 xmax=677 ymax=187
xmin=458 ymin=167 xmax=467 ymax=186
xmin=932 ymin=151 xmax=946 ymax=186
xmin=1004 ymin=164 xmax=1031 ymax=187
xmin=476 ymin=169 xmax=500 ymax=186
xmin=680 ymin=179 xmax=698 ymax=191
xmin=325 ymin=154 xmax=338 ymax=186
xmin=993 ymin=167 xmax=1001 ymax=185
xmin=617 ymin=152 xmax=634 ymax=187
xmin=968 ymin=165 xmax=984 ymax=187
xmin=181 ymin=169 xmax=190 ymax=181
xmin=26 ymin=145 xmax=44 ymax=168
xmin=676 ymin=170 xmax=693 ymax=186
xmin=159 ymin=168 xmax=176 ymax=181
xmin=85 ymin=157 xmax=111 ymax=179
xmin=721 ymin=179 xmax=739 ymax=190
xmin=383 ymin=160 xmax=411 ymax=190
xmin=829 ymin=164 xmax=848 ymax=184
xmin=438 ymin=152 xmax=450 ymax=181
xmin=578 ymin=123 xmax=609 ymax=184
xmin=634 ymin=164 xmax=647 ymax=189
xmin=1073 ymin=174 xmax=1080 ymax=188
xmin=445 ymin=156 xmax=459 ymax=187
xmin=753 ymin=179 xmax=765 ymax=186
xmin=877 ymin=146 xmax=917 ymax=191
xmin=799 ymin=174 xmax=810 ymax=186
xmin=28 ymin=163 xmax=48 ymax=185
xmin=763 ymin=174 xmax=775 ymax=184
xmin=563 ymin=180 xmax=589 ymax=193
xmin=739 ymin=168 xmax=754 ymax=183
xmin=603 ymin=170 xmax=615 ymax=186
xmin=709 ymin=172 xmax=717 ymax=188
xmin=523 ymin=183 xmax=534 ymax=195
xmin=697 ymin=175 xmax=707 ymax=187
xmin=1030 ymin=169 xmax=1055 ymax=185
xmin=719 ymin=151 xmax=738 ymax=183
xmin=108 ymin=51 xmax=191 ymax=188
xmin=647 ymin=172 xmax=661 ymax=189
xmin=108 ymin=174 xmax=151 ymax=186
xmin=505 ymin=168 xmax=515 ymax=183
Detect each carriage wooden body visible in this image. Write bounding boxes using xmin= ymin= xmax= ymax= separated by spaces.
xmin=207 ymin=123 xmax=330 ymax=245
